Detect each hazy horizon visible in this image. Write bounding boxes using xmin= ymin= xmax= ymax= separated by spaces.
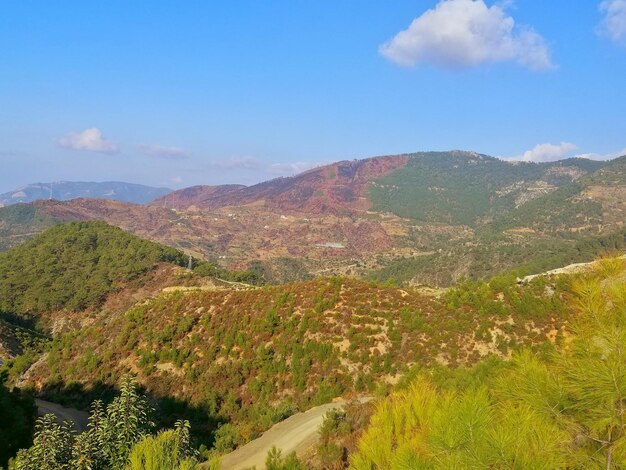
xmin=2 ymin=1 xmax=625 ymax=191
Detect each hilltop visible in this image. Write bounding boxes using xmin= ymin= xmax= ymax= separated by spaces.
xmin=0 ymin=221 xmax=260 ymax=366
xmin=21 ymin=268 xmax=575 ymax=448
xmin=151 ymin=155 xmax=409 ymax=214
xmin=151 ymin=151 xmax=605 ymax=225
xmin=0 ymin=181 xmax=171 ymax=207
xmin=0 ymin=221 xmax=186 ymax=316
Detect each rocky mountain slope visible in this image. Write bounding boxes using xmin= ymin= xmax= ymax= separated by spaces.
xmin=150 ymin=155 xmax=409 ymax=214
xmin=151 ymin=152 xmax=605 ymax=224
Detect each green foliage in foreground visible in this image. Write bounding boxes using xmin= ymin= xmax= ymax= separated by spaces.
xmin=0 ymin=373 xmax=35 ymax=469
xmin=351 ymin=259 xmax=626 ymax=469
xmin=265 ymin=446 xmax=307 ymax=470
xmin=14 ymin=375 xmax=197 ymax=470
xmin=0 ymin=221 xmax=186 ymax=314
xmin=126 ymin=424 xmax=197 ymax=470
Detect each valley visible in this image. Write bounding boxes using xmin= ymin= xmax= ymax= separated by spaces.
xmin=5 ymin=3 xmax=626 ymax=467
xmin=1 ymin=152 xmax=624 ymax=287
xmin=1 ymin=151 xmax=625 ymax=469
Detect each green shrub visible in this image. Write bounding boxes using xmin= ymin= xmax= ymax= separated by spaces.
xmin=126 ymin=422 xmax=197 ymax=470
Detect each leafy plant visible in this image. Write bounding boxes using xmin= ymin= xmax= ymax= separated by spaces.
xmin=13 ymin=375 xmax=173 ymax=470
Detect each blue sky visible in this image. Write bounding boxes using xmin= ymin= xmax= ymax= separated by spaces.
xmin=1 ymin=0 xmax=625 ymax=192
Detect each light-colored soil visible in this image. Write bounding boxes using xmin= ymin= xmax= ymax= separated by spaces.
xmin=520 ymin=256 xmax=625 ymax=283
xmin=205 ymin=399 xmax=370 ymax=470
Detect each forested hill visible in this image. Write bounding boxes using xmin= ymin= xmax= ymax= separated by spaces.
xmin=366 ymin=152 xmax=605 ymax=226
xmin=351 ymin=257 xmax=626 ymax=469
xmin=0 ymin=152 xmax=623 ymax=289
xmin=24 ymin=270 xmax=575 ymax=449
xmin=0 ymin=221 xmax=186 ymax=315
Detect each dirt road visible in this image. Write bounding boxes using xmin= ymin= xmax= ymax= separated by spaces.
xmin=36 ymin=399 xmax=89 ymax=431
xmin=520 ymin=255 xmax=626 ymax=283
xmin=207 ymin=401 xmax=348 ymax=470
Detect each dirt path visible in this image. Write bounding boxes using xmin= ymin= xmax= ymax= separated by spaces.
xmin=520 ymin=255 xmax=626 ymax=283
xmin=36 ymin=399 xmax=89 ymax=431
xmin=205 ymin=400 xmax=350 ymax=470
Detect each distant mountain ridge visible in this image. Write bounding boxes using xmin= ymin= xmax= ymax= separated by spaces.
xmin=0 ymin=151 xmax=624 ymax=285
xmin=151 ymin=154 xmax=408 ymax=214
xmin=151 ymin=151 xmax=608 ymax=225
xmin=0 ymin=181 xmax=172 ymax=207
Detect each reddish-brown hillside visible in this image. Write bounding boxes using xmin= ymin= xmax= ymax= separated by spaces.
xmin=150 ymin=155 xmax=409 ymax=213
xmin=151 ymin=184 xmax=246 ymax=210
xmin=20 ymin=198 xmax=419 ymax=271
xmin=31 ymin=198 xmax=179 ymax=240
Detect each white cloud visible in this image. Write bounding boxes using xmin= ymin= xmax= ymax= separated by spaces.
xmin=56 ymin=128 xmax=119 ymax=154
xmin=207 ymin=157 xmax=320 ymax=176
xmin=600 ymin=0 xmax=626 ymax=45
xmin=379 ymin=0 xmax=553 ymax=71
xmin=210 ymin=156 xmax=262 ymax=170
xmin=573 ymin=147 xmax=626 ymax=161
xmin=137 ymin=144 xmax=188 ymax=159
xmin=506 ymin=143 xmax=626 ymax=163
xmin=511 ymin=142 xmax=578 ymax=162
xmin=171 ymin=176 xmax=183 ymax=184
xmin=267 ymin=162 xmax=319 ymax=176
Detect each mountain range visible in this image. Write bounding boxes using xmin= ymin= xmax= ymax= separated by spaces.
xmin=0 ymin=151 xmax=624 ymax=285
xmin=0 ymin=181 xmax=172 ymax=207
xmin=1 ymin=150 xmax=625 ymax=468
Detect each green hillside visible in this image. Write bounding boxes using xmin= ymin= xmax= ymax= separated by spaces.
xmin=367 ymin=152 xmax=604 ymax=226
xmin=488 ymin=155 xmax=626 ymax=235
xmin=0 ymin=204 xmax=58 ymax=251
xmin=0 ymin=221 xmax=186 ymax=315
xmin=22 ymin=271 xmax=578 ymax=451
xmin=352 ymin=258 xmax=626 ymax=469
xmin=369 ymin=228 xmax=626 ymax=286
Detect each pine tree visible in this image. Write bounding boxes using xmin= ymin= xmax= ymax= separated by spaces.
xmin=125 ymin=420 xmax=197 ymax=470
xmin=350 ymin=258 xmax=626 ymax=469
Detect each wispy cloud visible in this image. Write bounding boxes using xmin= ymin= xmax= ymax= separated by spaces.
xmin=573 ymin=147 xmax=626 ymax=161
xmin=508 ymin=142 xmax=578 ymax=162
xmin=599 ymin=0 xmax=626 ymax=45
xmin=137 ymin=144 xmax=188 ymax=159
xmin=267 ymin=162 xmax=320 ymax=176
xmin=56 ymin=128 xmax=119 ymax=154
xmin=209 ymin=156 xmax=263 ymax=170
xmin=379 ymin=0 xmax=553 ymax=71
xmin=0 ymin=150 xmax=24 ymax=158
xmin=505 ymin=143 xmax=626 ymax=162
